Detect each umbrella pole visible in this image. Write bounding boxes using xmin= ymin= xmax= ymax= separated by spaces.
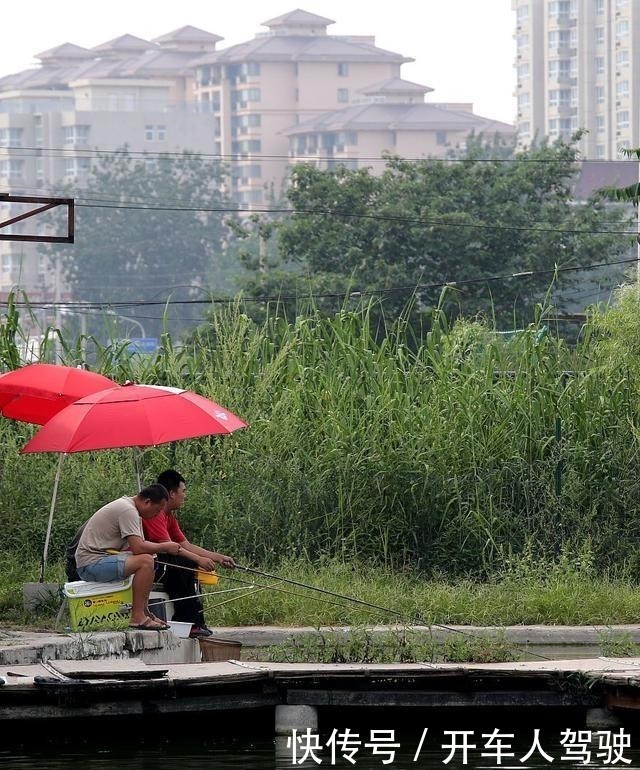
xmin=133 ymin=447 xmax=142 ymax=492
xmin=39 ymin=453 xmax=65 ymax=583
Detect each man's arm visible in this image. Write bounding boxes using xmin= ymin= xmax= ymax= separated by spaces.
xmin=126 ymin=535 xmax=182 ymax=556
xmin=179 ymin=540 xmax=236 ymax=569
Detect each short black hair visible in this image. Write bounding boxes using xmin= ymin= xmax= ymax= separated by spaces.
xmin=139 ymin=483 xmax=169 ymax=503
xmin=157 ymin=470 xmax=186 ymax=494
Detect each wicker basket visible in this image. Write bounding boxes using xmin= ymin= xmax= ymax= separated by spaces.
xmin=198 ymin=637 xmax=242 ymax=662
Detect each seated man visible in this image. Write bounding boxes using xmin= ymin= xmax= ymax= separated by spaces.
xmin=75 ymin=483 xmax=182 ymax=631
xmin=142 ymin=470 xmax=236 ymax=638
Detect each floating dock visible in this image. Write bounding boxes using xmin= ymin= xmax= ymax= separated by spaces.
xmin=1 ymin=656 xmax=639 ymax=726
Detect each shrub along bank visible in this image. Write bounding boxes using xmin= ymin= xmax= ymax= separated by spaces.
xmin=0 ymin=288 xmax=640 ymax=580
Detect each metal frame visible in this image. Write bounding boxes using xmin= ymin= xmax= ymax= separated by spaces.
xmin=0 ymin=194 xmax=74 ymax=243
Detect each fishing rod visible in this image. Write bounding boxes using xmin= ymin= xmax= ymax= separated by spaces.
xmin=153 ymin=558 xmax=554 ymax=661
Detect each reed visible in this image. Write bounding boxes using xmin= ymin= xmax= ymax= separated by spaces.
xmin=1 ymin=288 xmax=640 ymax=580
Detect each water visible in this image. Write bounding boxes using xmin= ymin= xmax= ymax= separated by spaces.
xmin=0 ymin=719 xmax=637 ymax=769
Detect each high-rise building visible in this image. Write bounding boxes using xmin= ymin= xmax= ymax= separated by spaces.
xmin=512 ymin=0 xmax=640 ymax=158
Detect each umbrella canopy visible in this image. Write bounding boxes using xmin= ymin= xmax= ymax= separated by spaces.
xmin=21 ymin=383 xmax=247 ymax=454
xmin=0 ymin=363 xmax=116 ymax=425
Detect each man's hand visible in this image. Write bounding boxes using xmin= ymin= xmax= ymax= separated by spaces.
xmin=197 ymin=556 xmax=216 ymax=572
xmin=163 ymin=541 xmax=182 ymax=556
xmin=215 ymin=554 xmax=236 ymax=569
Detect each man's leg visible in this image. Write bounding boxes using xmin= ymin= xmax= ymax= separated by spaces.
xmin=123 ymin=554 xmax=157 ymax=626
xmin=160 ymin=554 xmax=206 ymax=626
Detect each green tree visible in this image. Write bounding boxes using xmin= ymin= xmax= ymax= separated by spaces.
xmin=43 ymin=149 xmax=237 ymax=338
xmin=237 ymin=138 xmax=634 ymax=326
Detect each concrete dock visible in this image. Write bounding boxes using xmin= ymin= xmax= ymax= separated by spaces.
xmin=1 ymin=625 xmax=640 ymax=728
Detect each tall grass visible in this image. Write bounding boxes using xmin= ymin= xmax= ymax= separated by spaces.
xmin=1 ymin=288 xmax=640 ymax=580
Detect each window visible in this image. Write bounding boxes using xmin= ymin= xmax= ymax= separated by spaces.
xmin=436 ymin=131 xmax=447 ymax=146
xmin=549 ymin=59 xmax=571 ymax=79
xmin=595 ymin=85 xmax=605 ymax=104
xmin=2 ymin=255 xmax=12 ymax=276
xmin=616 ymin=0 xmax=629 ymax=7
xmin=246 ymin=62 xmax=260 ymax=76
xmin=0 ymin=159 xmax=24 ymax=178
xmin=616 ymin=49 xmax=629 ymax=67
xmin=596 ymin=144 xmax=606 ymax=159
xmin=595 ymin=56 xmax=605 ymax=75
xmin=616 ymin=20 xmax=629 ymax=38
xmin=38 ymin=254 xmax=47 ymax=277
xmin=35 ymin=158 xmax=43 ymax=181
xmin=62 ymin=125 xmax=90 ymax=146
xmin=548 ymin=30 xmax=571 ymax=48
xmin=594 ymin=0 xmax=604 ymax=13
xmin=246 ymin=88 xmax=260 ymax=102
xmin=548 ymin=89 xmax=571 ymax=107
xmin=518 ymin=63 xmax=530 ymax=79
xmin=517 ymin=5 xmax=529 ymax=23
xmin=596 ymin=115 xmax=605 ymax=133
xmin=33 ymin=115 xmax=43 ymax=146
xmin=595 ymin=27 xmax=605 ymax=45
xmin=519 ymin=121 xmax=531 ymax=137
xmin=616 ymin=80 xmax=629 ymax=98
xmin=145 ymin=125 xmax=166 ymax=141
xmin=337 ymin=63 xmax=349 ymax=77
xmin=518 ymin=92 xmax=530 ymax=109
xmin=64 ymin=157 xmax=91 ymax=177
xmin=337 ymin=88 xmax=349 ymax=103
xmin=548 ymin=1 xmax=574 ymax=19
xmin=517 ymin=34 xmax=529 ymax=52
xmin=617 ymin=110 xmax=630 ymax=129
xmin=0 ymin=127 xmax=23 ymax=147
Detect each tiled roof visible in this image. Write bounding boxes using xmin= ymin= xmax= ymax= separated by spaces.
xmin=357 ymin=77 xmax=433 ymax=95
xmin=283 ymin=102 xmax=514 ymax=135
xmin=152 ymin=25 xmax=223 ymax=44
xmin=35 ymin=43 xmax=92 ymax=62
xmin=262 ymin=9 xmax=335 ymax=28
xmin=91 ymin=34 xmax=154 ymax=55
xmin=194 ymin=33 xmax=411 ymax=65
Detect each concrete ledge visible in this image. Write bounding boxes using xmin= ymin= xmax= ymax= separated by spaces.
xmin=206 ymin=624 xmax=640 ymax=648
xmin=0 ymin=630 xmax=199 ymax=665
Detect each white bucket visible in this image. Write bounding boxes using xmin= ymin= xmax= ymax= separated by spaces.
xmin=167 ymin=620 xmax=192 ymax=638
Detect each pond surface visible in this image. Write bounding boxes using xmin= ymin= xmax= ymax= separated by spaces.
xmin=0 ymin=721 xmax=637 ymax=770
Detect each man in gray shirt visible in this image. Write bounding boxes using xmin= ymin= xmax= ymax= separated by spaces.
xmin=76 ymin=484 xmax=182 ymax=630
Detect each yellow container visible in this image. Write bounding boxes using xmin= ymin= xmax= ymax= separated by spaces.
xmin=197 ymin=570 xmax=219 ymax=586
xmin=64 ymin=577 xmax=133 ymax=631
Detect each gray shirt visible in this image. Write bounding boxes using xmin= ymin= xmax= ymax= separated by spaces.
xmin=75 ymin=496 xmax=142 ymax=568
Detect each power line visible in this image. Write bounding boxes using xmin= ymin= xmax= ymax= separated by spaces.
xmin=69 ymin=200 xmax=639 ymax=238
xmin=12 ymin=255 xmax=638 ymax=310
xmin=3 ymin=144 xmax=638 ymax=165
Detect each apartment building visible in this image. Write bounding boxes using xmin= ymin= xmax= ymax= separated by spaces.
xmin=0 ymin=27 xmax=221 ymax=296
xmin=512 ymin=0 xmax=640 ymax=158
xmin=192 ymin=10 xmax=412 ymax=205
xmin=284 ymin=79 xmax=514 ymax=168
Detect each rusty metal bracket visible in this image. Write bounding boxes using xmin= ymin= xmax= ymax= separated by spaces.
xmin=0 ymin=194 xmax=74 ymax=243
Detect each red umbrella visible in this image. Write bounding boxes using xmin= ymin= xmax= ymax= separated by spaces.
xmin=21 ymin=383 xmax=247 ymax=581
xmin=0 ymin=363 xmax=116 ymax=424
xmin=0 ymin=364 xmax=118 ymax=581
xmin=21 ymin=383 xmax=247 ymax=453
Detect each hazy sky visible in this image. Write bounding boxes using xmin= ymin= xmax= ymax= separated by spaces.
xmin=1 ymin=1 xmax=516 ymax=123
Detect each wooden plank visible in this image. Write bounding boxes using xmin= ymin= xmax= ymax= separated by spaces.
xmin=50 ymin=660 xmax=168 ymax=680
xmin=287 ymin=688 xmax=596 ymax=708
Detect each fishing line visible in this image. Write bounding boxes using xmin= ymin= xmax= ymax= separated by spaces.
xmin=153 ymin=559 xmax=554 ymax=661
